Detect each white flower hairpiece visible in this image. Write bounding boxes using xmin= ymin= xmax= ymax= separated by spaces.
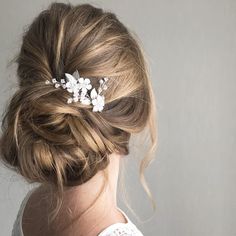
xmin=45 ymin=70 xmax=109 ymax=112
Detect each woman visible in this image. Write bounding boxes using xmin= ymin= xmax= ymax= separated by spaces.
xmin=0 ymin=2 xmax=157 ymax=236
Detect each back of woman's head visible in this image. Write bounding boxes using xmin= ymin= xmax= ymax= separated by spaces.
xmin=0 ymin=2 xmax=157 ymax=221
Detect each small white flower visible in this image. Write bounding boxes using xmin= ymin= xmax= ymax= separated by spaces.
xmin=78 ymin=77 xmax=92 ymax=93
xmin=65 ymin=73 xmax=79 ymax=93
xmin=103 ymin=84 xmax=108 ymax=90
xmin=45 ymin=80 xmax=51 ymax=84
xmin=67 ymin=98 xmax=73 ymax=104
xmin=55 ymin=83 xmax=60 ymax=88
xmin=92 ymin=95 xmax=105 ymax=112
xmin=90 ymin=88 xmax=105 ymax=112
xmin=52 ymin=78 xmax=57 ymax=83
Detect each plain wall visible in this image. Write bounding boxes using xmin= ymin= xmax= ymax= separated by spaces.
xmin=0 ymin=0 xmax=236 ymax=235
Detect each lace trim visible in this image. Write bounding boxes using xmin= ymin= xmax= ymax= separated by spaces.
xmin=97 ymin=223 xmax=144 ymax=236
xmin=97 ymin=207 xmax=144 ymax=236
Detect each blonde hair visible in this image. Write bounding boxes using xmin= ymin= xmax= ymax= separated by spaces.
xmin=0 ymin=2 xmax=158 ymax=226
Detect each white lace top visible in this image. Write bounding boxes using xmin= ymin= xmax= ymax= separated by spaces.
xmin=11 ymin=188 xmax=144 ymax=236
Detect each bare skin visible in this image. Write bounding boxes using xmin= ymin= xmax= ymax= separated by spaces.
xmin=22 ymin=152 xmax=127 ymax=236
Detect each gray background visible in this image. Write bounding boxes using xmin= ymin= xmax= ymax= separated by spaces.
xmin=0 ymin=0 xmax=236 ymax=235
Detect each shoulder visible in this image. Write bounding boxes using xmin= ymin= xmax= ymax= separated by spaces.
xmin=12 ymin=187 xmax=40 ymax=236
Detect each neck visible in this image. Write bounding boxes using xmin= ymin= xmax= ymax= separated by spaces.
xmin=63 ymin=151 xmax=121 ymax=210
xmin=40 ymin=152 xmax=122 ymax=235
